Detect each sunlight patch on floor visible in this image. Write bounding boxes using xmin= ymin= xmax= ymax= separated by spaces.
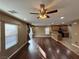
xmin=37 ymin=45 xmax=47 ymax=59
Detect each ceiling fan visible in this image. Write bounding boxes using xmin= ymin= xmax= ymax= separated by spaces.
xmin=30 ymin=4 xmax=58 ymax=19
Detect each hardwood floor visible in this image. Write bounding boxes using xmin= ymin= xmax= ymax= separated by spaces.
xmin=34 ymin=37 xmax=79 ymax=59
xmin=11 ymin=40 xmax=42 ymax=59
xmin=11 ymin=37 xmax=79 ymax=59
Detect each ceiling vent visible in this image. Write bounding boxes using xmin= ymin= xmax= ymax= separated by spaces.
xmin=8 ymin=10 xmax=17 ymax=14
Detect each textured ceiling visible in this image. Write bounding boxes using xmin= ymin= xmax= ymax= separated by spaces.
xmin=0 ymin=0 xmax=79 ymax=25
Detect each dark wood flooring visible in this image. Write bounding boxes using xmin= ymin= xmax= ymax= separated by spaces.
xmin=11 ymin=37 xmax=79 ymax=59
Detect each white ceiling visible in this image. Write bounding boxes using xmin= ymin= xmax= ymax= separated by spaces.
xmin=0 ymin=0 xmax=79 ymax=26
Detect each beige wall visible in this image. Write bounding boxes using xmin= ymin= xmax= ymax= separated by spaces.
xmin=32 ymin=26 xmax=51 ymax=37
xmin=0 ymin=11 xmax=28 ymax=58
xmin=0 ymin=22 xmax=1 ymax=52
xmin=70 ymin=21 xmax=79 ymax=45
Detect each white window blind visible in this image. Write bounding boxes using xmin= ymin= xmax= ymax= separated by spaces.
xmin=5 ymin=23 xmax=18 ymax=49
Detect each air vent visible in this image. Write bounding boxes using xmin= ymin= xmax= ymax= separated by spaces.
xmin=8 ymin=10 xmax=17 ymax=14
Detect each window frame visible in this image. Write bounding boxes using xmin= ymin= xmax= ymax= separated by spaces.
xmin=45 ymin=27 xmax=50 ymax=35
xmin=4 ymin=23 xmax=19 ymax=50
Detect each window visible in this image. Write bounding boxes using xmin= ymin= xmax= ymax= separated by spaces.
xmin=5 ymin=23 xmax=18 ymax=49
xmin=45 ymin=27 xmax=50 ymax=35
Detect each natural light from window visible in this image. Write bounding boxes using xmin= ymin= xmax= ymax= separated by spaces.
xmin=5 ymin=23 xmax=18 ymax=49
xmin=45 ymin=27 xmax=50 ymax=35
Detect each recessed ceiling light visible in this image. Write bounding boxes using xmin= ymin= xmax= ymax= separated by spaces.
xmin=60 ymin=17 xmax=64 ymax=19
xmin=62 ymin=22 xmax=65 ymax=24
xmin=52 ymin=23 xmax=54 ymax=24
xmin=73 ymin=22 xmax=77 ymax=24
xmin=24 ymin=18 xmax=27 ymax=20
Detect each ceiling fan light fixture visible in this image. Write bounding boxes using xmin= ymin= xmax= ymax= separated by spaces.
xmin=30 ymin=4 xmax=58 ymax=19
xmin=39 ymin=14 xmax=47 ymax=19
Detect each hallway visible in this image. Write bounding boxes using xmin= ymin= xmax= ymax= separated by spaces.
xmin=11 ymin=37 xmax=79 ymax=59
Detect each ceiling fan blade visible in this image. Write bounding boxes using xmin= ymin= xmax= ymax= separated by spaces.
xmin=30 ymin=12 xmax=39 ymax=14
xmin=47 ymin=10 xmax=58 ymax=14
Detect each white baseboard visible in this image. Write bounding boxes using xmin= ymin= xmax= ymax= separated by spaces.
xmin=51 ymin=37 xmax=79 ymax=56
